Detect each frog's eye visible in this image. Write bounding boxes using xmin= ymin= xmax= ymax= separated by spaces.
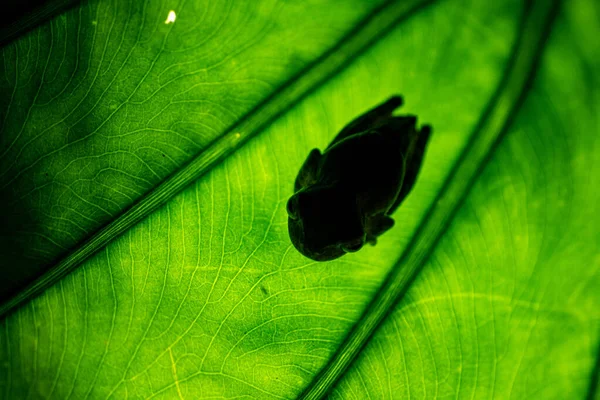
xmin=287 ymin=196 xmax=299 ymax=220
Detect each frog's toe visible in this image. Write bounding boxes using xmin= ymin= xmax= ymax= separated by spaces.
xmin=386 ymin=95 xmax=403 ymax=110
xmin=366 ymin=234 xmax=378 ymax=246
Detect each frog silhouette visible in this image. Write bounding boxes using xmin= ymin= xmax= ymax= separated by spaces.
xmin=287 ymin=96 xmax=432 ymax=261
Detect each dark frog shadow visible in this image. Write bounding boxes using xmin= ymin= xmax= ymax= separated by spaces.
xmin=287 ymin=96 xmax=432 ymax=262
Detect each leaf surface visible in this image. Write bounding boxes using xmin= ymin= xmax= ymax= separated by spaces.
xmin=330 ymin=1 xmax=600 ymax=397
xmin=0 ymin=0 xmax=389 ymax=303
xmin=0 ymin=0 xmax=598 ymax=399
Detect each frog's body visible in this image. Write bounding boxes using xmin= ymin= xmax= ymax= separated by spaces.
xmin=287 ymin=96 xmax=431 ymax=261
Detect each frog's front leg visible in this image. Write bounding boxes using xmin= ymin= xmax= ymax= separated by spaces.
xmin=365 ymin=214 xmax=395 ymax=245
xmin=294 ymin=148 xmax=321 ymax=192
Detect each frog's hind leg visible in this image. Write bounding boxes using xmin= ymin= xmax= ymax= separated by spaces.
xmin=388 ymin=125 xmax=432 ymax=214
xmin=379 ymin=115 xmax=417 ymax=136
xmin=365 ymin=214 xmax=395 ymax=245
xmin=325 ymin=96 xmax=403 ymax=151
xmin=375 ymin=115 xmax=417 ymax=154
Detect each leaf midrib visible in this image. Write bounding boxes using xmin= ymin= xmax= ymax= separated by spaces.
xmin=0 ymin=0 xmax=435 ymax=317
xmin=0 ymin=0 xmax=82 ymax=48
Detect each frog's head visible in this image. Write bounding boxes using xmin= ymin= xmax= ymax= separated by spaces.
xmin=287 ymin=185 xmax=366 ymax=261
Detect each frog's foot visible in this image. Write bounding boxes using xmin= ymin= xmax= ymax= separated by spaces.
xmin=372 ymin=97 xmax=405 ymax=128
xmin=366 ymin=234 xmax=377 ymax=246
xmin=365 ymin=214 xmax=395 ymax=245
xmin=419 ymin=124 xmax=432 ymax=140
xmin=381 ymin=96 xmax=403 ymax=115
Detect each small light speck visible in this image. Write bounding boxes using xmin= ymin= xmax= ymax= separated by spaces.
xmin=234 ymin=132 xmax=241 ymax=139
xmin=165 ymin=10 xmax=176 ymax=24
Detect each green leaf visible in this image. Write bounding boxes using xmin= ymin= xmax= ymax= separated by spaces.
xmin=1 ymin=0 xmax=599 ymax=399
xmin=0 ymin=0 xmax=82 ymax=47
xmin=328 ymin=1 xmax=600 ymax=397
xmin=0 ymin=0 xmax=393 ymax=306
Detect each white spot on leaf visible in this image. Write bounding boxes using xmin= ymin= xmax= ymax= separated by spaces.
xmin=165 ymin=10 xmax=176 ymax=24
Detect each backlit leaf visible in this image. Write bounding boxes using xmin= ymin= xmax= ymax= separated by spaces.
xmin=0 ymin=0 xmax=598 ymax=398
